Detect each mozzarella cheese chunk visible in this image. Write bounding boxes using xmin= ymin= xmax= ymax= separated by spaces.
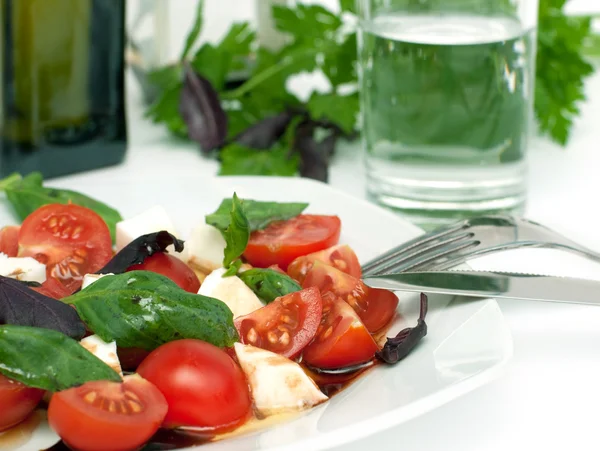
xmin=198 ymin=268 xmax=263 ymax=318
xmin=234 ymin=343 xmax=328 ymax=416
xmin=115 ymin=205 xmax=179 ymax=251
xmin=80 ymin=335 xmax=123 ymax=377
xmin=81 ymin=273 xmax=113 ymax=290
xmin=0 ymin=253 xmax=46 ymax=283
xmin=183 ymin=223 xmax=226 ymax=273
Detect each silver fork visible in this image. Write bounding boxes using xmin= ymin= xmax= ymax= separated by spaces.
xmin=361 ymin=216 xmax=600 ymax=277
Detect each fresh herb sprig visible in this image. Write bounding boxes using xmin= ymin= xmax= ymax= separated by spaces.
xmin=146 ymin=0 xmax=597 ymax=179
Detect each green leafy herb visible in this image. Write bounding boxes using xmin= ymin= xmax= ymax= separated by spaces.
xmin=0 ymin=325 xmax=121 ymax=392
xmin=0 ymin=172 xmax=122 ymax=242
xmin=64 ymin=271 xmax=238 ymax=350
xmin=223 ymin=259 xmax=242 ymax=277
xmin=180 ymin=0 xmax=204 ymax=61
xmin=222 ymin=193 xmax=250 ymax=268
xmin=206 ymin=197 xmax=308 ymax=233
xmin=219 ymin=143 xmax=299 ymax=176
xmin=535 ymin=0 xmax=595 ymax=145
xmin=307 ymin=92 xmax=359 ymax=136
xmin=239 ymin=269 xmax=301 ymax=303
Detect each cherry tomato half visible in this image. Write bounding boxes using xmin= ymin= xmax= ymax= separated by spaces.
xmin=0 ymin=373 xmax=44 ymax=432
xmin=18 ymin=204 xmax=112 ymax=295
xmin=243 ymin=215 xmax=341 ymax=270
xmin=303 ymin=261 xmax=398 ymax=333
xmin=302 ymin=292 xmax=379 ymax=369
xmin=287 ymin=244 xmax=361 ymax=284
xmin=0 ymin=225 xmax=19 ymax=257
xmin=137 ymin=339 xmax=251 ymax=432
xmin=48 ymin=375 xmax=167 ymax=451
xmin=127 ymin=253 xmax=200 ymax=293
xmin=32 ymin=276 xmax=73 ymax=300
xmin=235 ymin=287 xmax=323 ymax=359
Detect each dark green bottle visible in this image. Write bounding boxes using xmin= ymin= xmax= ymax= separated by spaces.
xmin=0 ymin=0 xmax=127 ymax=179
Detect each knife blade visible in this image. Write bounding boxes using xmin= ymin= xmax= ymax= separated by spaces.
xmin=363 ymin=270 xmax=600 ymax=306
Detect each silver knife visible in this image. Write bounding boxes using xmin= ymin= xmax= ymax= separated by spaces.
xmin=363 ymin=270 xmax=600 ymax=305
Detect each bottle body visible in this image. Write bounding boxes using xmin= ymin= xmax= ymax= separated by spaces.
xmin=0 ymin=0 xmax=127 ymax=179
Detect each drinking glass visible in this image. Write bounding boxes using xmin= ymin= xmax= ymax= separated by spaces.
xmin=357 ymin=0 xmax=539 ymax=228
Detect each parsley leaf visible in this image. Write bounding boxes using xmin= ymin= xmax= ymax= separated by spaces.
xmin=219 ymin=143 xmax=299 ymax=176
xmin=307 ymin=92 xmax=359 ymax=135
xmin=535 ymin=0 xmax=595 ymax=145
xmin=339 ymin=0 xmax=357 ymax=14
xmin=272 ymin=4 xmax=342 ymax=44
xmin=222 ymin=193 xmax=250 ymax=268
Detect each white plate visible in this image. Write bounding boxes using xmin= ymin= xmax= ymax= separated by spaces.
xmin=0 ymin=176 xmax=513 ymax=451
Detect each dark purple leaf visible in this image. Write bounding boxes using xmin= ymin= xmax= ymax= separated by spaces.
xmin=376 ymin=293 xmax=428 ymax=364
xmin=0 ymin=276 xmax=86 ymax=339
xmin=295 ymin=121 xmax=337 ymax=182
xmin=179 ymin=62 xmax=228 ymax=153
xmin=98 ymin=231 xmax=184 ymax=275
xmin=233 ymin=111 xmax=295 ymax=149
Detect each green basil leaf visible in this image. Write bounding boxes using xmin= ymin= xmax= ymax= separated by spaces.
xmin=222 ymin=193 xmax=250 ymax=268
xmin=1 ymin=172 xmax=123 ymax=242
xmin=0 ymin=325 xmax=121 ymax=392
xmin=206 ymin=197 xmax=308 ymax=233
xmin=238 ymin=269 xmax=301 ymax=303
xmin=223 ymin=259 xmax=242 ymax=277
xmin=307 ymin=92 xmax=359 ymax=135
xmin=63 ymin=271 xmax=238 ymax=350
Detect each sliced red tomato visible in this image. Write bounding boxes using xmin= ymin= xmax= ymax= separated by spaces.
xmin=32 ymin=276 xmax=73 ymax=299
xmin=48 ymin=375 xmax=167 ymax=451
xmin=302 ymin=292 xmax=379 ymax=369
xmin=137 ymin=339 xmax=251 ymax=432
xmin=0 ymin=225 xmax=19 ymax=257
xmin=303 ymin=261 xmax=398 ymax=333
xmin=0 ymin=373 xmax=44 ymax=432
xmin=127 ymin=253 xmax=200 ymax=293
xmin=287 ymin=244 xmax=361 ymax=284
xmin=243 ymin=215 xmax=341 ymax=270
xmin=234 ymin=287 xmax=323 ymax=359
xmin=18 ymin=204 xmax=112 ymax=295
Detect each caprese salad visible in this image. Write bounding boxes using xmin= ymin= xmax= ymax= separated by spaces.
xmin=0 ymin=176 xmax=427 ymax=451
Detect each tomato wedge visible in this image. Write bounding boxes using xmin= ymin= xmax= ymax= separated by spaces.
xmin=287 ymin=244 xmax=361 ymax=284
xmin=235 ymin=287 xmax=323 ymax=359
xmin=243 ymin=215 xmax=341 ymax=270
xmin=0 ymin=373 xmax=44 ymax=432
xmin=127 ymin=253 xmax=200 ymax=293
xmin=0 ymin=225 xmax=19 ymax=257
xmin=302 ymin=262 xmax=398 ymax=333
xmin=18 ymin=204 xmax=112 ymax=295
xmin=48 ymin=375 xmax=167 ymax=451
xmin=302 ymin=292 xmax=379 ymax=369
xmin=32 ymin=276 xmax=73 ymax=299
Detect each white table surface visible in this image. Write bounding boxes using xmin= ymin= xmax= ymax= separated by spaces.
xmin=54 ymin=2 xmax=600 ymax=449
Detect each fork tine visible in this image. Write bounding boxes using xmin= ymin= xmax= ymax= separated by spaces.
xmin=361 ymin=219 xmax=470 ymax=275
xmin=375 ymin=238 xmax=480 ymax=275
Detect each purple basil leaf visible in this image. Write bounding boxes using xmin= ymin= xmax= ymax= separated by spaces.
xmin=295 ymin=121 xmax=337 ymax=182
xmin=179 ymin=62 xmax=228 ymax=153
xmin=0 ymin=276 xmax=86 ymax=339
xmin=97 ymin=231 xmax=184 ymax=275
xmin=376 ymin=293 xmax=428 ymax=364
xmin=233 ymin=111 xmax=295 ymax=149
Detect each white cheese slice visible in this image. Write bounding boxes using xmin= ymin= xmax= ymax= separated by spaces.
xmin=80 ymin=335 xmax=123 ymax=377
xmin=115 ymin=205 xmax=179 ymax=252
xmin=234 ymin=343 xmax=328 ymax=417
xmin=0 ymin=253 xmax=46 ymax=283
xmin=81 ymin=273 xmax=113 ymax=290
xmin=198 ymin=268 xmax=263 ymax=318
xmin=183 ymin=223 xmax=226 ymax=273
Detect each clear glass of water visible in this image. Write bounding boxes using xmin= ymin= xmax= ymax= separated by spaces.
xmin=357 ymin=0 xmax=539 ymax=228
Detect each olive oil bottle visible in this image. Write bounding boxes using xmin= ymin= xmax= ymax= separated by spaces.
xmin=0 ymin=0 xmax=127 ymax=179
